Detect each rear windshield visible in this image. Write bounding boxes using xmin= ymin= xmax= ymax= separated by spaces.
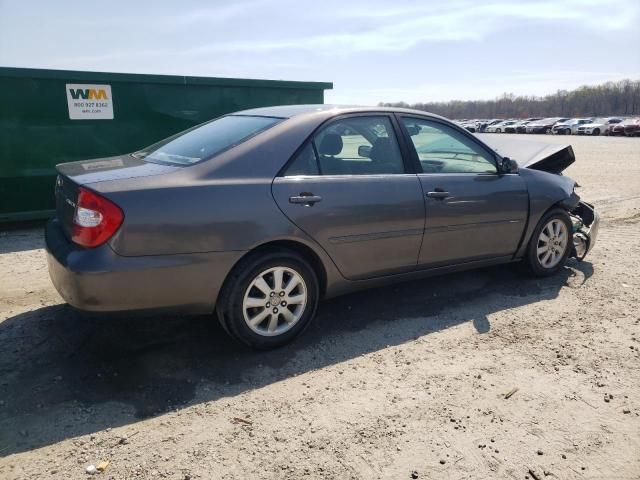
xmin=135 ymin=115 xmax=282 ymax=166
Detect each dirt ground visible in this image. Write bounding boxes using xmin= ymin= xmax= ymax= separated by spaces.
xmin=0 ymin=135 xmax=639 ymax=480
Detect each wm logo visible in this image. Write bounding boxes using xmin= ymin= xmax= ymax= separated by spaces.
xmin=68 ymin=88 xmax=109 ymax=100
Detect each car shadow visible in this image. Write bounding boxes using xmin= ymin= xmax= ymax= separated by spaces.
xmin=0 ymin=224 xmax=46 ymax=255
xmin=0 ymin=259 xmax=593 ymax=456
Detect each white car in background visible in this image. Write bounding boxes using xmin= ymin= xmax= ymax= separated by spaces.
xmin=576 ymin=117 xmax=622 ymax=136
xmin=552 ymin=118 xmax=592 ymax=135
xmin=486 ymin=120 xmax=517 ymax=133
xmin=461 ymin=120 xmax=478 ymax=132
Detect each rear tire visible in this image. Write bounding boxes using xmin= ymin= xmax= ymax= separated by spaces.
xmin=565 ymin=128 xmax=571 ymax=135
xmin=216 ymin=249 xmax=319 ymax=349
xmin=524 ymin=209 xmax=573 ymax=277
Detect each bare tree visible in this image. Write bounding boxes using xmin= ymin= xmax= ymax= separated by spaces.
xmin=379 ymin=79 xmax=640 ymax=118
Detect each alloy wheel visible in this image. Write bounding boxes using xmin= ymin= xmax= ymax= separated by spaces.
xmin=242 ymin=266 xmax=307 ymax=336
xmin=536 ymin=219 xmax=568 ymax=269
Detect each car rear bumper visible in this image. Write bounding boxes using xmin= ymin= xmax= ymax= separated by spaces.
xmin=45 ymin=219 xmax=243 ymax=314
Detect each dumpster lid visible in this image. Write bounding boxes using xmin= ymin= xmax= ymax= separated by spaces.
xmin=0 ymin=66 xmax=333 ymax=90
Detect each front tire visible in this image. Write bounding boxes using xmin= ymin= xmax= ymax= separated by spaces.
xmin=525 ymin=209 xmax=573 ymax=277
xmin=593 ymin=128 xmax=600 ymax=136
xmin=216 ymin=250 xmax=319 ymax=349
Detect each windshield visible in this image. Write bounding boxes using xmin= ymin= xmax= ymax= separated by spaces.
xmin=136 ymin=115 xmax=282 ymax=165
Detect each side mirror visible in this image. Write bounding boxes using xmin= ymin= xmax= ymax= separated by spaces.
xmin=406 ymin=125 xmax=421 ymax=136
xmin=501 ymin=157 xmax=519 ymax=174
xmin=358 ymin=145 xmax=372 ymax=158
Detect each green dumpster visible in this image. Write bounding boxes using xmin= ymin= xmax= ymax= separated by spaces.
xmin=0 ymin=67 xmax=332 ymax=222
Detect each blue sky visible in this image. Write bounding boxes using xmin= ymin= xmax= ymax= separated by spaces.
xmin=1 ymin=0 xmax=638 ymax=104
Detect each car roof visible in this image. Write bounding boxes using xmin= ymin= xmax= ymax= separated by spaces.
xmin=232 ymin=104 xmax=449 ymax=121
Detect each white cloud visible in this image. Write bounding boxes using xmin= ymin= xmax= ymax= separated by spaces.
xmin=1 ymin=0 xmax=638 ymax=105
xmin=37 ymin=0 xmax=639 ymax=66
xmin=181 ymin=0 xmax=638 ymax=54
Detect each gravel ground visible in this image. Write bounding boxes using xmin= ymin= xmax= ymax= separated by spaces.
xmin=0 ymin=135 xmax=639 ymax=479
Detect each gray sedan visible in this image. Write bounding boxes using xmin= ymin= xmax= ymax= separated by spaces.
xmin=46 ymin=105 xmax=598 ymax=349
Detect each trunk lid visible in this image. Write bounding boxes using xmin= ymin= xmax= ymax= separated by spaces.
xmin=54 ymin=154 xmax=179 ymax=239
xmin=476 ymin=134 xmax=575 ymax=174
xmin=55 ymin=154 xmax=179 ymax=184
xmin=54 ymin=174 xmax=80 ymax=239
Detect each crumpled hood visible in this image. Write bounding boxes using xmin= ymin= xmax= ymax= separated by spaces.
xmin=476 ymin=134 xmax=575 ymax=174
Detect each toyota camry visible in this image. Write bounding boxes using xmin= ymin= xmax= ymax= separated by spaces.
xmin=46 ymin=105 xmax=599 ymax=349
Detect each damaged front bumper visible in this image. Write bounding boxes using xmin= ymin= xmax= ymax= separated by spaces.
xmin=570 ymin=201 xmax=599 ymax=260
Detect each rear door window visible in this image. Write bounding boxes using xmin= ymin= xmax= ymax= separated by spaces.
xmin=284 ymin=115 xmax=405 ymax=176
xmin=285 ymin=143 xmax=320 ymax=176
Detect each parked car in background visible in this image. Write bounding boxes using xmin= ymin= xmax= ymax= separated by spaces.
xmin=45 ymin=105 xmax=599 ymax=349
xmin=604 ymin=118 xmax=623 ymax=135
xmin=516 ymin=118 xmax=542 ymax=133
xmin=461 ymin=121 xmax=477 ymax=132
xmin=609 ymin=119 xmax=630 ymax=136
xmin=603 ymin=120 xmax=617 ymax=135
xmin=479 ymin=119 xmax=502 ymax=132
xmin=622 ymin=118 xmax=640 ymax=136
xmin=484 ymin=122 xmax=500 ymax=133
xmin=576 ymin=118 xmax=622 ymax=136
xmin=511 ymin=120 xmax=527 ymax=133
xmin=525 ymin=118 xmax=569 ymax=134
xmin=486 ymin=120 xmax=517 ymax=133
xmin=503 ymin=121 xmax=521 ymax=133
xmin=552 ymin=118 xmax=592 ymax=135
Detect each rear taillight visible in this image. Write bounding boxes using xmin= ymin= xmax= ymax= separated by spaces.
xmin=71 ymin=187 xmax=124 ymax=248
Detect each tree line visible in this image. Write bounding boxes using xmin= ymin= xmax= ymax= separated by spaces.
xmin=379 ymin=79 xmax=640 ymax=119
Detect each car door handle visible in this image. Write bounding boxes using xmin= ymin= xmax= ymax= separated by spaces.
xmin=289 ymin=194 xmax=322 ymax=206
xmin=426 ymin=191 xmax=450 ymax=199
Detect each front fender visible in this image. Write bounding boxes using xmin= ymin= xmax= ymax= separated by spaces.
xmin=515 ymin=168 xmax=577 ymax=259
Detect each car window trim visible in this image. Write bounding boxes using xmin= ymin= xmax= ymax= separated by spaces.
xmin=394 ymin=114 xmax=500 ymax=175
xmin=280 ymin=173 xmax=420 ymax=179
xmin=389 ymin=113 xmax=419 ymax=174
xmin=309 ymin=140 xmax=323 ymax=175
